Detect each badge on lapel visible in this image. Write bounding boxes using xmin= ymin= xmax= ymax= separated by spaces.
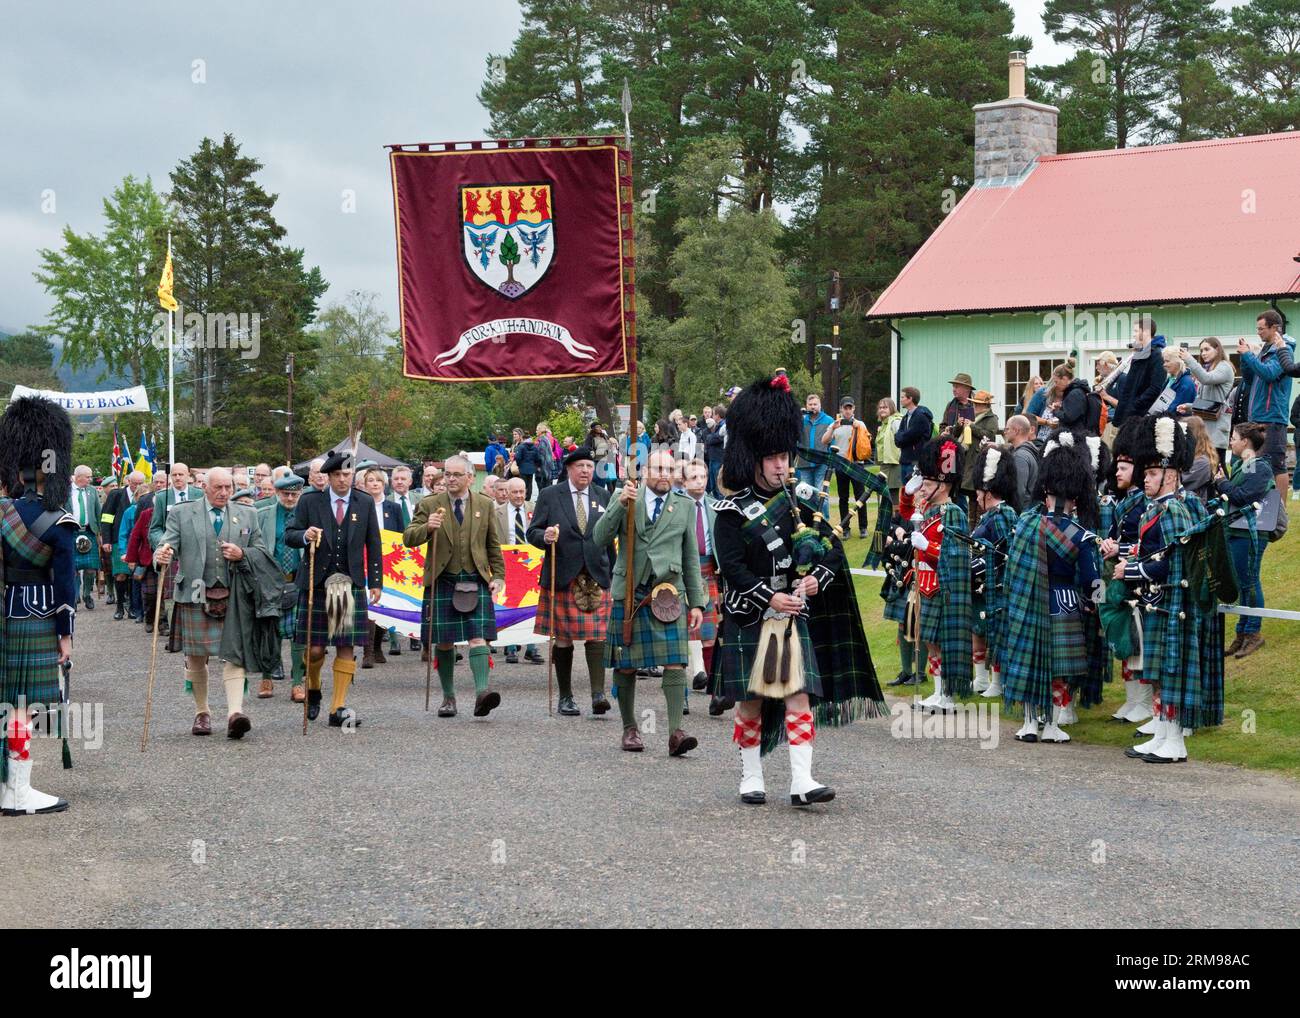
xmin=351 ymin=513 xmax=357 ymax=522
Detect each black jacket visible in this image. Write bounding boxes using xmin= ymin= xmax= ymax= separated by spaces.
xmin=1056 ymin=378 xmax=1093 ymax=432
xmin=100 ymin=487 xmax=133 ymax=544
xmin=1114 ymin=335 xmax=1167 ymax=425
xmin=895 ymin=405 xmax=934 ymax=467
xmin=703 ymin=427 xmax=725 ymax=465
xmin=285 ymin=488 xmax=383 ymax=591
xmin=527 ymin=482 xmax=615 ymax=588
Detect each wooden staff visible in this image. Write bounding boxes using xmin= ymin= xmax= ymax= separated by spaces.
xmin=140 ymin=560 xmax=168 ymax=752
xmin=545 ymin=534 xmax=557 ymax=717
xmin=620 ymin=139 xmax=640 ymax=648
xmin=302 ymin=537 xmax=316 ymax=735
xmin=423 ymin=509 xmax=444 ymax=711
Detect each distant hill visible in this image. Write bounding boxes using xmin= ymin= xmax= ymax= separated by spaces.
xmin=49 ymin=338 xmax=133 ymax=391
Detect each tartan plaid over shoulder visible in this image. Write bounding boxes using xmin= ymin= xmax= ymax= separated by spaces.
xmin=970 ymin=502 xmax=1016 ymax=667
xmin=930 ymin=501 xmax=972 ymax=697
xmin=1137 ymin=496 xmax=1202 ymax=729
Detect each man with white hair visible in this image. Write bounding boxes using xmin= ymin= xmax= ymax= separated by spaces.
xmin=155 ymin=467 xmax=268 ymax=739
xmin=404 ymin=454 xmax=505 ymax=718
xmin=66 ymin=464 xmax=102 ymax=609
xmin=308 ymin=457 xmax=328 ymax=493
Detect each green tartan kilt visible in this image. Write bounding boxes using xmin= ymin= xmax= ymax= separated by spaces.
xmin=295 ymin=584 xmax=370 ymax=648
xmin=919 ymin=591 xmax=943 ymax=644
xmin=424 ymin=571 xmax=497 ymax=645
xmin=714 ymin=614 xmax=823 ymax=702
xmin=534 ymin=580 xmax=610 ymax=641
xmin=110 ymin=548 xmax=130 ymax=576
xmin=74 ymin=530 xmax=101 ymax=572
xmin=1050 ymin=609 xmax=1088 ymax=679
xmin=971 ymin=587 xmax=988 ymax=637
xmin=172 ymin=602 xmax=224 ymax=658
xmin=882 ymin=583 xmax=909 ymax=624
xmin=0 ymin=615 xmax=63 ymax=707
xmin=605 ymin=596 xmax=689 ymax=671
xmin=279 ymin=602 xmax=297 ymax=641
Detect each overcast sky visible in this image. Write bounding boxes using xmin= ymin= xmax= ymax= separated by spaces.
xmin=0 ymin=0 xmax=1069 ymax=336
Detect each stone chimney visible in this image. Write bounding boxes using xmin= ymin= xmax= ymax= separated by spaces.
xmin=973 ymin=52 xmax=1058 ymax=186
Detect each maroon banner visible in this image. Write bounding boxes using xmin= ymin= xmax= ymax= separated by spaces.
xmin=388 ymin=140 xmax=631 ymax=382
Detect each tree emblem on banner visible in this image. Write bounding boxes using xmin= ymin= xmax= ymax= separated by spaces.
xmin=461 ymin=183 xmax=554 ymax=299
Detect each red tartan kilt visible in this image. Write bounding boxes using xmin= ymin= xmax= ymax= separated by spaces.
xmin=699 ymin=561 xmax=720 ymax=638
xmin=535 ymin=581 xmax=611 ymax=641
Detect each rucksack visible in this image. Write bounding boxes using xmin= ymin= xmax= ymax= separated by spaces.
xmin=852 ymin=421 xmax=872 ymax=462
xmin=1085 ymin=391 xmax=1105 ymax=435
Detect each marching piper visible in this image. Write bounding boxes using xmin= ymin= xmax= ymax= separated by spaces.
xmin=968 ymin=442 xmax=1020 ymax=698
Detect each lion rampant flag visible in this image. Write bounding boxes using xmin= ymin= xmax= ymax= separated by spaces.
xmin=157 ymin=249 xmax=178 ymax=312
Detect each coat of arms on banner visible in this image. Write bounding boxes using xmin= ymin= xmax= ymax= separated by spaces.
xmin=461 ymin=183 xmax=554 ymax=299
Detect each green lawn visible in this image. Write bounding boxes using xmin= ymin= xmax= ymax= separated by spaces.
xmin=826 ymin=481 xmax=1300 ymax=780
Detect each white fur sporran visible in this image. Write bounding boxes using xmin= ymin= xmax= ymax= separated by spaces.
xmin=747 ymin=615 xmax=805 ymax=699
xmin=324 ymin=572 xmax=354 ymax=642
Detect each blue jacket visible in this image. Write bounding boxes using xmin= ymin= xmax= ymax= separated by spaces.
xmin=1114 ymin=334 xmax=1168 ymax=425
xmin=894 ymin=405 xmax=933 ymax=467
xmin=798 ymin=410 xmax=834 ymax=466
xmin=484 ymin=442 xmax=507 ymax=474
xmin=1241 ymin=336 xmax=1296 ymax=425
xmin=1151 ymin=369 xmax=1197 ymax=417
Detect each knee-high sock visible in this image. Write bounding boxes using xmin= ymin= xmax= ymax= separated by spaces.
xmin=80 ymin=571 xmax=94 ymax=599
xmin=615 ymin=670 xmax=637 ymax=728
xmin=435 ymin=647 xmax=456 ymax=697
xmin=701 ymin=643 xmax=715 ymax=678
xmin=330 ymin=657 xmax=356 ymax=713
xmin=115 ymin=577 xmax=129 ymax=605
xmin=468 ymin=645 xmax=490 ymax=694
xmin=662 ymin=667 xmax=687 ymax=733
xmin=222 ymin=662 xmax=246 ymax=717
xmin=898 ymin=628 xmax=914 ymax=676
xmin=583 ymin=641 xmax=606 ymax=697
xmin=290 ymin=640 xmax=306 ymax=687
xmin=688 ymin=640 xmax=705 ymax=677
xmin=306 ymin=654 xmax=324 ymax=691
xmin=1051 ymin=678 xmax=1071 ymax=707
xmin=552 ymin=644 xmax=575 ymax=698
xmin=187 ymin=661 xmax=210 ymax=715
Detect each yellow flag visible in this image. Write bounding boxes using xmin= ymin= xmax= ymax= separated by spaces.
xmin=157 ymin=250 xmax=178 ymax=312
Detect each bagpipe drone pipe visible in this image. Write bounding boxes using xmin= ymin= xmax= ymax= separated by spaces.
xmin=796 ymin=445 xmax=893 ymax=568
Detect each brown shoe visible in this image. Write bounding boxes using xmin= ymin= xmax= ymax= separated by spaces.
xmin=258 ymin=678 xmax=274 ymax=698
xmin=362 ymin=643 xmax=375 ymax=669
xmin=668 ymin=728 xmax=698 ymax=757
xmin=473 ymin=689 xmax=501 ymax=717
xmin=227 ymin=712 xmax=251 ymax=739
xmin=621 ymin=725 xmax=644 ymax=752
xmin=437 ymin=696 xmax=457 ymax=718
xmin=191 ymin=712 xmax=211 ymax=736
xmin=1235 ymin=633 xmax=1265 ymax=658
xmin=290 ymin=685 xmax=306 ymax=703
xmin=1224 ymin=633 xmax=1245 ymax=657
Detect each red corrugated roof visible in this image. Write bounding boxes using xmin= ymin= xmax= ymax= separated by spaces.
xmin=868 ymin=131 xmax=1300 ymax=319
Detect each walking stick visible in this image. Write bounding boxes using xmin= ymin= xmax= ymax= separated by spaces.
xmin=545 ymin=536 xmax=557 ymax=717
xmin=140 ymin=560 xmax=167 ymax=752
xmin=424 ymin=510 xmax=443 ymax=711
xmin=302 ymin=537 xmax=317 ymax=736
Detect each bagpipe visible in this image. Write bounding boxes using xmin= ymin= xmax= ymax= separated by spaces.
xmin=946 ymin=527 xmax=1008 ymax=599
xmin=796 ymin=445 xmax=894 ymax=567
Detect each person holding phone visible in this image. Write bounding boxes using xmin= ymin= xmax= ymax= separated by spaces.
xmin=1176 ymin=338 xmax=1234 ymax=464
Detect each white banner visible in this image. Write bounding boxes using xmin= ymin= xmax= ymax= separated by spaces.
xmin=9 ymin=384 xmax=152 ymax=415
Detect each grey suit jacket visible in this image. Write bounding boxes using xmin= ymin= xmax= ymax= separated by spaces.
xmin=161 ymin=498 xmax=267 ymax=605
xmin=149 ymin=485 xmax=204 ymax=549
xmin=494 ymin=500 xmax=534 ymax=545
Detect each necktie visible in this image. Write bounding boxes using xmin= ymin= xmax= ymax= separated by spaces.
xmin=454 ymin=498 xmax=464 ymax=524
xmin=212 ymin=508 xmax=223 ymax=536
xmin=178 ymin=490 xmax=186 ymax=503
xmin=335 ymin=498 xmax=344 ymax=525
xmin=278 ymin=508 xmax=297 ymax=573
xmin=515 ymin=508 xmax=526 ymax=543
xmin=400 ymin=497 xmax=411 ymax=528
xmin=78 ymin=490 xmax=86 ymax=526
xmin=695 ymin=500 xmax=706 ymax=555
xmin=575 ymin=491 xmax=587 ymax=534
xmin=651 ymin=496 xmax=663 ymax=523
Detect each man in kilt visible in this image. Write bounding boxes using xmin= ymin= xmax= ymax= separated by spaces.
xmin=285 ymin=451 xmax=382 ymax=729
xmin=592 ymin=447 xmax=704 ymax=755
xmin=403 ymin=454 xmax=504 ymax=719
xmin=1000 ymin=435 xmax=1103 ymax=744
xmin=910 ymin=438 xmax=973 ymax=714
xmin=711 ymin=375 xmax=883 ymax=807
xmin=1115 ymin=417 xmax=1199 ymax=763
xmin=968 ymin=443 xmax=1020 ymax=698
xmin=1098 ymin=419 xmax=1154 ymax=724
xmin=256 ymin=471 xmax=305 ymax=700
xmin=528 ymin=446 xmax=614 ymax=717
xmin=0 ymin=396 xmax=77 ymax=816
xmin=881 ymin=474 xmax=923 ymax=688
xmin=681 ymin=459 xmax=730 ymax=716
xmin=103 ymin=470 xmax=146 ymax=620
xmin=156 ymin=466 xmax=268 ymax=740
xmin=149 ymin=463 xmax=202 ymax=642
xmin=66 ymin=465 xmax=102 ymax=610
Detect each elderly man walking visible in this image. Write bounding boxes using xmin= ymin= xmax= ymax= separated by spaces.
xmin=155 ymin=467 xmax=268 ymax=739
xmin=66 ymin=464 xmax=102 ymax=610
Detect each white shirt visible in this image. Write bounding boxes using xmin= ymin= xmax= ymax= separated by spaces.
xmin=678 ymin=429 xmax=697 ymax=460
xmin=643 ymin=486 xmax=668 ymax=521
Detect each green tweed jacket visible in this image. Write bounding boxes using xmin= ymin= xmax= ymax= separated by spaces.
xmin=592 ymin=487 xmax=705 ymax=609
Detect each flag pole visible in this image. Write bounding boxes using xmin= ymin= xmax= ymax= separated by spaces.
xmin=619 ymin=78 xmax=640 ymax=648
xmin=167 ymin=231 xmax=176 ymax=467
